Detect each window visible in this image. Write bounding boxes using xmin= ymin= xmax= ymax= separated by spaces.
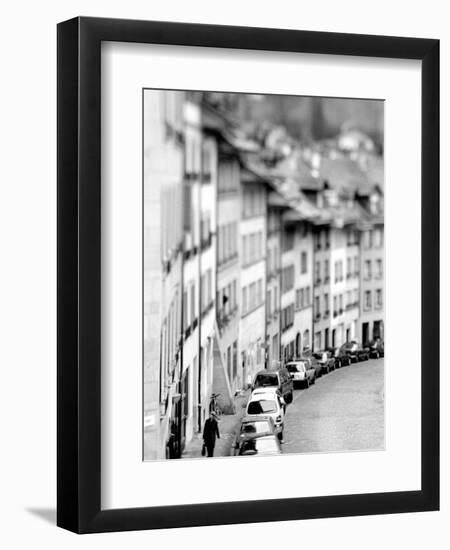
xmin=314 ymin=331 xmax=322 ymax=351
xmin=200 ymin=274 xmax=206 ymax=312
xmin=190 ymin=284 xmax=196 ymax=322
xmin=353 ymin=256 xmax=359 ymax=276
xmin=315 ymin=261 xmax=321 ymax=284
xmin=376 ymin=259 xmax=383 ymax=279
xmin=207 ymin=269 xmax=212 ymax=304
xmin=202 ymin=142 xmax=211 ymax=181
xmin=281 ymin=265 xmax=295 ymax=293
xmin=315 ymin=296 xmax=320 ymax=316
xmin=249 ymin=282 xmax=256 ymax=311
xmin=347 ymin=257 xmax=352 ymax=278
xmin=301 ymin=251 xmax=308 ymax=274
xmin=267 ymin=290 xmax=272 ymax=316
xmin=374 ymin=228 xmax=383 ymax=248
xmin=282 ymin=229 xmax=295 ymax=252
xmin=218 ymin=159 xmax=239 ymax=194
xmin=200 ymin=214 xmax=211 ymax=248
xmin=324 ymin=293 xmax=329 ymax=314
xmin=232 ymin=341 xmax=238 ymax=380
xmin=242 ymin=185 xmax=265 ymax=218
xmin=296 ymin=289 xmax=301 ymax=309
xmin=375 ymin=289 xmax=383 ymax=309
xmin=242 ymin=287 xmax=247 ymax=315
xmin=303 ymin=330 xmax=310 ymax=349
xmin=218 ymin=222 xmax=237 ymax=265
xmin=324 ymin=259 xmax=329 ymax=282
xmin=364 ymin=290 xmax=372 ymax=311
xmin=181 ymin=371 xmax=189 ymax=420
xmin=281 ymin=304 xmax=294 ymax=331
xmin=364 ymin=260 xmax=372 ymax=280
xmin=183 ymin=291 xmax=188 ymax=328
xmin=305 ymin=286 xmax=311 ymax=306
xmin=363 ymin=230 xmax=373 ymax=249
xmin=314 ymin=231 xmax=321 ymax=251
xmin=339 ymin=294 xmax=343 ymax=312
xmin=249 ymin=234 xmax=256 ymax=263
xmin=242 ymin=235 xmax=248 ymax=265
xmin=257 ymin=279 xmax=263 ymax=305
xmin=333 ymin=296 xmax=338 ymax=317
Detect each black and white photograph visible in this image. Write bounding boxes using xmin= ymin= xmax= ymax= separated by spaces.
xmin=143 ymin=90 xmax=385 ymax=461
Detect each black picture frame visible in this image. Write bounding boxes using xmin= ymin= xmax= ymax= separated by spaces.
xmin=57 ymin=16 xmax=439 ymax=534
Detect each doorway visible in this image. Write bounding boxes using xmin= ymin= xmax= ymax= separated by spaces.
xmin=362 ymin=322 xmax=369 ymax=344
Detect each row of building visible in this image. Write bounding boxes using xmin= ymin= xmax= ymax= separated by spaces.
xmin=143 ymin=90 xmax=384 ymax=460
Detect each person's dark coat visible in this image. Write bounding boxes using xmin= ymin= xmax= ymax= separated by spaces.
xmin=203 ymin=416 xmax=220 ymax=447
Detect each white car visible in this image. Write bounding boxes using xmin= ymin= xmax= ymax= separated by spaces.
xmin=246 ymin=388 xmax=285 ymax=441
xmin=285 ymin=360 xmax=316 ymax=388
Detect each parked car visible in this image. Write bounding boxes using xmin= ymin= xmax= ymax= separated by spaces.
xmin=252 ymin=366 xmax=294 ymax=404
xmin=245 ymin=388 xmax=286 ymax=441
xmin=298 ymin=351 xmax=322 ymax=379
xmin=328 ymin=346 xmax=352 ymax=367
xmin=340 ymin=341 xmax=369 ymax=362
xmin=236 ymin=434 xmax=282 ymax=456
xmin=308 ymin=355 xmax=323 ymax=379
xmin=285 ymin=359 xmax=316 ymax=388
xmin=367 ymin=339 xmax=384 ymax=359
xmin=312 ymin=350 xmax=336 ymax=375
xmin=232 ymin=415 xmax=276 ymax=455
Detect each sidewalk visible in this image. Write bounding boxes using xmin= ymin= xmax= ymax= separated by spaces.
xmin=182 ymin=389 xmax=250 ymax=459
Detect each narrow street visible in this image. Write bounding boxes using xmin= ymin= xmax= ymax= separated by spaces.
xmin=283 ymin=358 xmax=384 ymax=454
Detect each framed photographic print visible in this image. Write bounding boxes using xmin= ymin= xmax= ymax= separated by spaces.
xmin=57 ymin=17 xmax=439 ymax=533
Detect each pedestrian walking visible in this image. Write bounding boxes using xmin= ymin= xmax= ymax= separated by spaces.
xmin=202 ymin=411 xmax=220 ymax=457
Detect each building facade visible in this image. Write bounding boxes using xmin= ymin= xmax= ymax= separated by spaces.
xmin=239 ymin=169 xmax=267 ymax=387
xmin=143 ymin=90 xmax=184 ymax=460
xmin=214 ymin=142 xmax=241 ymax=398
xmin=181 ymin=94 xmax=217 ymax=448
xmin=293 ymin=220 xmax=314 ymax=356
xmin=359 ymin=224 xmax=384 ymax=343
xmin=312 ymin=225 xmax=332 ymax=350
xmin=265 ymin=196 xmax=283 ymax=366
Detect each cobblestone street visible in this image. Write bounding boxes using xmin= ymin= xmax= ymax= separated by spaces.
xmin=283 ymin=358 xmax=384 ymax=454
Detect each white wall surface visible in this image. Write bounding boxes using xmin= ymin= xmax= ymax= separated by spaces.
xmin=0 ymin=0 xmax=448 ymax=548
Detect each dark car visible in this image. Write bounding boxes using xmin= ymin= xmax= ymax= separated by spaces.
xmin=232 ymin=415 xmax=276 ymax=455
xmin=367 ymin=339 xmax=384 ymax=359
xmin=328 ymin=346 xmax=352 ymax=367
xmin=340 ymin=341 xmax=369 ymax=362
xmin=252 ymin=366 xmax=294 ymax=404
xmin=312 ymin=350 xmax=336 ymax=375
xmin=236 ymin=434 xmax=282 ymax=456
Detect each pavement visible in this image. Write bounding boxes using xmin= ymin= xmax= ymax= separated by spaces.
xmin=182 ymin=389 xmax=251 ymax=459
xmin=283 ymin=357 xmax=384 ymax=454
